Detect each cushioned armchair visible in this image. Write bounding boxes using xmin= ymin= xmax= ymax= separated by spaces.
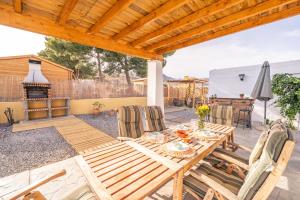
xmin=184 ymin=121 xmax=295 ymax=200
xmin=144 ymin=106 xmax=167 ymax=132
xmin=206 ymin=120 xmax=285 ymax=179
xmin=117 ymin=105 xmax=144 ymax=141
xmin=209 ymin=105 xmax=233 ymax=126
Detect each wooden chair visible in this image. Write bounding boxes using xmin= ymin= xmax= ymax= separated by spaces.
xmin=205 ymin=120 xmax=285 ymax=179
xmin=144 ymin=106 xmax=167 ymax=132
xmin=183 ymin=121 xmax=295 ymax=200
xmin=209 ymin=105 xmax=233 ymax=126
xmin=7 ymin=170 xmax=66 ymax=200
xmin=117 ymin=105 xmax=144 ymax=140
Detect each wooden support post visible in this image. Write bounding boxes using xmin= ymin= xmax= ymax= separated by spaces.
xmin=167 ymin=83 xmax=170 ymax=107
xmin=192 ymin=80 xmax=196 ymax=108
xmin=201 ymin=82 xmax=204 ymax=104
xmin=66 ymin=98 xmax=70 ymax=116
xmin=48 ymin=99 xmax=52 ymax=118
xmin=23 ymin=100 xmax=29 ymax=121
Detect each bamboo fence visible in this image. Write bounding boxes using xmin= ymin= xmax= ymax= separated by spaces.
xmin=0 ymin=75 xmax=146 ymax=102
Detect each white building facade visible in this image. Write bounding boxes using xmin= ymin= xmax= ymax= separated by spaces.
xmin=209 ymin=60 xmax=300 ymax=128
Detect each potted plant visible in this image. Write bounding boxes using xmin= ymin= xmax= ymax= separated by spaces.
xmin=92 ymin=101 xmax=104 ymax=116
xmin=195 ymin=105 xmax=210 ymax=130
xmin=240 ymin=93 xmax=245 ymax=98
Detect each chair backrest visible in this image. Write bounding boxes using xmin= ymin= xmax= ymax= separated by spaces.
xmin=248 ymin=120 xmax=286 ymax=166
xmin=238 ymin=123 xmax=295 ymax=200
xmin=144 ymin=106 xmax=166 ymax=132
xmin=209 ymin=105 xmax=233 ymax=126
xmin=117 ymin=105 xmax=144 ymax=138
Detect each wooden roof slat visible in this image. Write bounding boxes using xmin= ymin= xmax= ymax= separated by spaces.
xmin=146 ymin=0 xmax=296 ymax=51
xmin=0 ymin=4 xmax=162 ymax=60
xmin=1 ymin=0 xmax=299 ymax=60
xmin=88 ymin=0 xmax=136 ymax=34
xmin=13 ymin=0 xmax=22 ymax=13
xmin=157 ymin=4 xmax=300 ymax=54
xmin=130 ymin=0 xmax=243 ymax=47
xmin=112 ymin=0 xmax=190 ymax=41
xmin=57 ymin=0 xmax=80 ymax=25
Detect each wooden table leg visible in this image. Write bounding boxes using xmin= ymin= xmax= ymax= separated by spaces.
xmin=230 ymin=131 xmax=234 ymax=143
xmin=222 ymin=137 xmax=228 ymax=149
xmin=173 ymin=170 xmax=184 ymax=200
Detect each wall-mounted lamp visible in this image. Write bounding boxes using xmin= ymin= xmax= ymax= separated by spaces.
xmin=239 ymin=73 xmax=245 ymax=81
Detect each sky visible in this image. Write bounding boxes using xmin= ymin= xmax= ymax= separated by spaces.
xmin=0 ymin=15 xmax=300 ymax=78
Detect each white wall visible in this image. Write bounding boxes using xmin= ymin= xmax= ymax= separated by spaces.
xmin=209 ymin=60 xmax=300 ymax=126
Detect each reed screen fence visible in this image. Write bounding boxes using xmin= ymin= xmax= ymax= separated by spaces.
xmin=0 ymin=75 xmax=146 ymax=102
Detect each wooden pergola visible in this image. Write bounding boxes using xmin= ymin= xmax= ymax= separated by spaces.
xmin=0 ymin=0 xmax=299 ymax=61
xmin=166 ymin=78 xmax=208 ymax=108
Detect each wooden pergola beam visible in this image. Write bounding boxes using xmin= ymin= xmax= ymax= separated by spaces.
xmin=88 ymin=0 xmax=135 ymax=34
xmin=57 ymin=0 xmax=80 ymax=25
xmin=157 ymin=5 xmax=300 ymax=54
xmin=146 ymin=0 xmax=296 ymax=51
xmin=0 ymin=5 xmax=162 ymax=60
xmin=13 ymin=0 xmax=22 ymax=13
xmin=130 ymin=0 xmax=243 ymax=47
xmin=112 ymin=0 xmax=190 ymax=41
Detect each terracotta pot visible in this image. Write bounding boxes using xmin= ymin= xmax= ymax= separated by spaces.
xmin=92 ymin=108 xmax=101 ymax=116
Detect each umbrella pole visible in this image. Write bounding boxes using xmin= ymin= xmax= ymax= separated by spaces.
xmin=264 ymin=100 xmax=267 ymax=125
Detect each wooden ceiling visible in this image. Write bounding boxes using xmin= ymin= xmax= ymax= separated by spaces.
xmin=0 ymin=0 xmax=299 ymax=60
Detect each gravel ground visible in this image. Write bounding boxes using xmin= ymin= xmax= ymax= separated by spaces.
xmin=77 ymin=113 xmax=119 ymax=138
xmin=0 ymin=125 xmax=77 ymax=178
xmin=77 ymin=109 xmax=198 ymax=136
xmin=165 ymin=109 xmax=197 ymax=126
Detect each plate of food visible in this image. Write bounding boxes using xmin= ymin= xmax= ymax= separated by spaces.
xmin=142 ymin=132 xmax=168 ymax=144
xmin=175 ymin=124 xmax=190 ymax=131
xmin=162 ymin=141 xmax=195 ymax=158
xmin=192 ymin=130 xmax=219 ymax=141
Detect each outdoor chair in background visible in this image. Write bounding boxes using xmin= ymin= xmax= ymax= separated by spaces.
xmin=173 ymin=98 xmax=185 ymax=106
xmin=144 ymin=106 xmax=167 ymax=132
xmin=236 ymin=104 xmax=254 ymax=129
xmin=117 ymin=105 xmax=144 ymax=141
xmin=209 ymin=105 xmax=233 ymax=126
xmin=183 ymin=120 xmax=295 ymax=200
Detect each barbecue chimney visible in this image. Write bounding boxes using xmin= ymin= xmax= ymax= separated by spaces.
xmin=23 ymin=59 xmax=49 ymax=83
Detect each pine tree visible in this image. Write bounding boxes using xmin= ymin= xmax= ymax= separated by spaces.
xmin=38 ymin=37 xmax=95 ymax=79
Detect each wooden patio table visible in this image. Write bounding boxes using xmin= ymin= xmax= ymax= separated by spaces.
xmin=79 ymin=122 xmax=235 ymax=200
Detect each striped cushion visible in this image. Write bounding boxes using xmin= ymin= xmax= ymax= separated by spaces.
xmin=117 ymin=106 xmax=144 ymax=138
xmin=144 ymin=106 xmax=166 ymax=131
xmin=205 ymin=148 xmax=249 ymax=167
xmin=184 ymin=163 xmax=243 ymax=198
xmin=209 ymin=105 xmax=233 ymax=126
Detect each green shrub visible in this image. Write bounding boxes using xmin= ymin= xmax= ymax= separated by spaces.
xmin=272 ymin=73 xmax=300 ymax=129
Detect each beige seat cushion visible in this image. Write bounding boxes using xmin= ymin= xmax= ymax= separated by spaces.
xmin=248 ymin=130 xmax=269 ymax=166
xmin=238 ymin=124 xmax=288 ymax=200
xmin=61 ymin=183 xmax=97 ymax=200
xmin=248 ymin=120 xmax=286 ymax=166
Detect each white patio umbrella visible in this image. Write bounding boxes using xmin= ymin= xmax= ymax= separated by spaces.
xmin=251 ymin=61 xmax=273 ymax=125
